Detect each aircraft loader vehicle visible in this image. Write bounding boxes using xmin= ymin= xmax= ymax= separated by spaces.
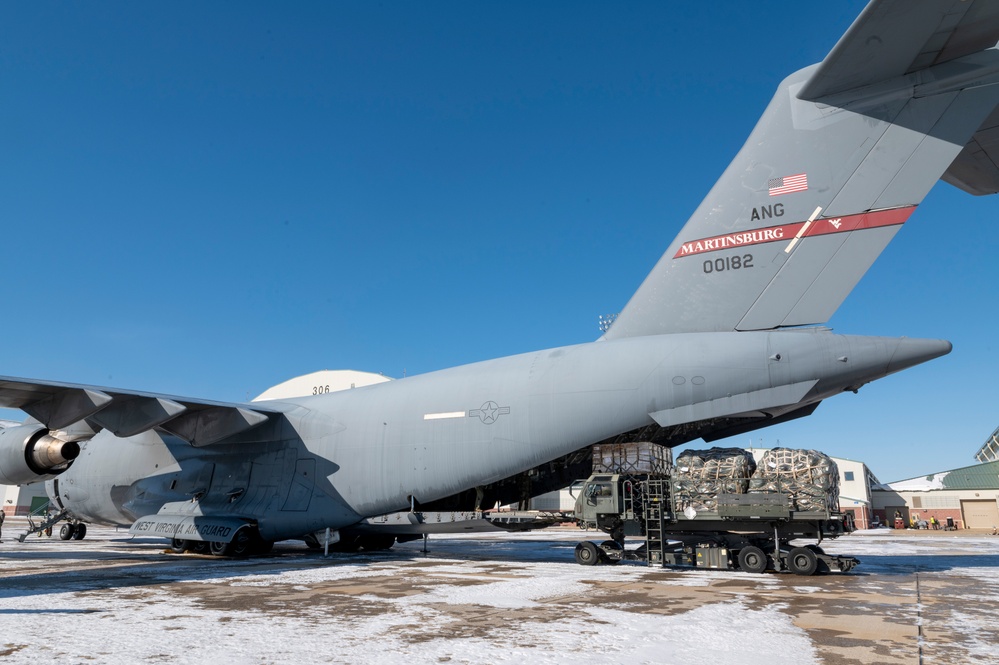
xmin=572 ymin=444 xmax=858 ymax=575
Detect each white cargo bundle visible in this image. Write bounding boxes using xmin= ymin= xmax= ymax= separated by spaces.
xmin=591 ymin=442 xmax=672 ymax=475
xmin=749 ymin=447 xmax=839 ymax=512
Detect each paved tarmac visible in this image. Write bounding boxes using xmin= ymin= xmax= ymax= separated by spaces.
xmin=1 ymin=518 xmax=997 ymax=664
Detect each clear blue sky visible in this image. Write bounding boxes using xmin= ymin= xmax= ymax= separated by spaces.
xmin=1 ymin=2 xmax=995 ymax=482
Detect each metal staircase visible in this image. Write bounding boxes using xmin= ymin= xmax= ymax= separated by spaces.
xmin=18 ymin=501 xmax=70 ymax=542
xmin=643 ymin=478 xmax=667 ymax=566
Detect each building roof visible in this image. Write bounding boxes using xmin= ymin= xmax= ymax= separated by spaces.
xmin=889 ymin=460 xmax=999 ymax=491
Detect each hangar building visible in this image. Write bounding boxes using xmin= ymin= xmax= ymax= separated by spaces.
xmin=872 ymin=459 xmax=999 ymax=530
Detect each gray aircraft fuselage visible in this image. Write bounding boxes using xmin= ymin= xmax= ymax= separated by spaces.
xmin=3 ymin=0 xmax=997 ymax=551
xmin=49 ymin=330 xmax=946 ymax=542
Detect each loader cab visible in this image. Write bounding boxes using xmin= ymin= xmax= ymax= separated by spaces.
xmin=574 ymin=474 xmax=621 ymax=524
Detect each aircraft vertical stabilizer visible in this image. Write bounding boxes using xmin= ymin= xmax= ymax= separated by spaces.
xmin=605 ymin=0 xmax=999 ymax=339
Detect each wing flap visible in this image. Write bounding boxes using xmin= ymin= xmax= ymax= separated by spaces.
xmin=21 ymin=388 xmax=112 ymax=430
xmin=0 ymin=375 xmax=280 ymax=445
xmin=161 ymin=406 xmax=271 ymax=448
xmin=88 ymin=397 xmax=187 ymax=438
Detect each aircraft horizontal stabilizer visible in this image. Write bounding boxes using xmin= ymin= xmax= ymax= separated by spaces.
xmin=942 ymin=105 xmax=999 ymax=195
xmin=0 ymin=376 xmax=279 ymax=446
xmin=798 ymin=0 xmax=999 ymax=102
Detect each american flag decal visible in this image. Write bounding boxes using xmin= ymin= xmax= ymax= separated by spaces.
xmin=768 ymin=173 xmax=808 ymax=197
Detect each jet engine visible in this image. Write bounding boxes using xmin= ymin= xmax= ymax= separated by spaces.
xmin=0 ymin=424 xmax=81 ymax=485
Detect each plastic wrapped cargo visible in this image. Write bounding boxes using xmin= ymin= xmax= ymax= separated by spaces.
xmin=673 ymin=447 xmax=756 ymax=512
xmin=591 ymin=442 xmax=672 ymax=476
xmin=749 ymin=447 xmax=839 ymax=512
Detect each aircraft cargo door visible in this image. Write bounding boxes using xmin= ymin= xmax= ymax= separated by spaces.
xmin=961 ymin=499 xmax=999 ymax=529
xmin=282 ymin=458 xmax=316 ymax=512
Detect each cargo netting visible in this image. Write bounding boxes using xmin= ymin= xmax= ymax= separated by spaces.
xmin=749 ymin=447 xmax=839 ymax=512
xmin=673 ymin=447 xmax=757 ymax=512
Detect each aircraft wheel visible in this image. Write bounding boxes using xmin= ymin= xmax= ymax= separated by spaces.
xmin=574 ymin=541 xmax=600 ymax=566
xmin=210 ymin=540 xmax=228 ymax=556
xmin=189 ymin=541 xmax=210 ymax=555
xmin=59 ymin=524 xmax=75 ymax=541
xmin=72 ymin=524 xmax=87 ymax=540
xmin=737 ymin=546 xmax=768 ymax=574
xmin=171 ymin=538 xmax=189 ymax=553
xmin=227 ymin=527 xmax=255 ymax=558
xmin=788 ymin=547 xmax=819 ymax=576
xmin=303 ymin=534 xmax=321 ymax=550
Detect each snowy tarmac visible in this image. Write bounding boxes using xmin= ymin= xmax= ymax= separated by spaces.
xmin=1 ymin=522 xmax=998 ymax=664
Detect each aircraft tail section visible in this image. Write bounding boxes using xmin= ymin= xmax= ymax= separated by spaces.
xmin=605 ymin=0 xmax=999 ymax=339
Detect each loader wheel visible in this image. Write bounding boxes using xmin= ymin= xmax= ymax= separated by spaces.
xmin=72 ymin=524 xmax=87 ymax=540
xmin=737 ymin=546 xmax=768 ymax=574
xmin=59 ymin=524 xmax=75 ymax=541
xmin=574 ymin=541 xmax=600 ymax=566
xmin=788 ymin=547 xmax=819 ymax=576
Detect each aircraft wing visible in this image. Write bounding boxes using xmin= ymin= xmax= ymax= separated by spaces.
xmin=0 ymin=375 xmax=281 ymax=446
xmin=798 ymin=0 xmax=999 ymax=101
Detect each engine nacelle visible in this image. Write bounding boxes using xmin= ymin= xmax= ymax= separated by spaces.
xmin=0 ymin=424 xmax=81 ymax=486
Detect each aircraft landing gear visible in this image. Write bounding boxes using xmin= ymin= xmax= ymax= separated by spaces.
xmin=59 ymin=522 xmax=87 ymax=541
xmin=208 ymin=526 xmax=259 ymax=558
xmin=170 ymin=526 xmax=267 ymax=558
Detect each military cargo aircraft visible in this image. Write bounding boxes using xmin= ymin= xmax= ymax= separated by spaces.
xmin=3 ymin=0 xmax=999 ymax=555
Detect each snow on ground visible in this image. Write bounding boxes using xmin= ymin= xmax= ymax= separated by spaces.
xmin=2 ymin=526 xmax=998 ymax=664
